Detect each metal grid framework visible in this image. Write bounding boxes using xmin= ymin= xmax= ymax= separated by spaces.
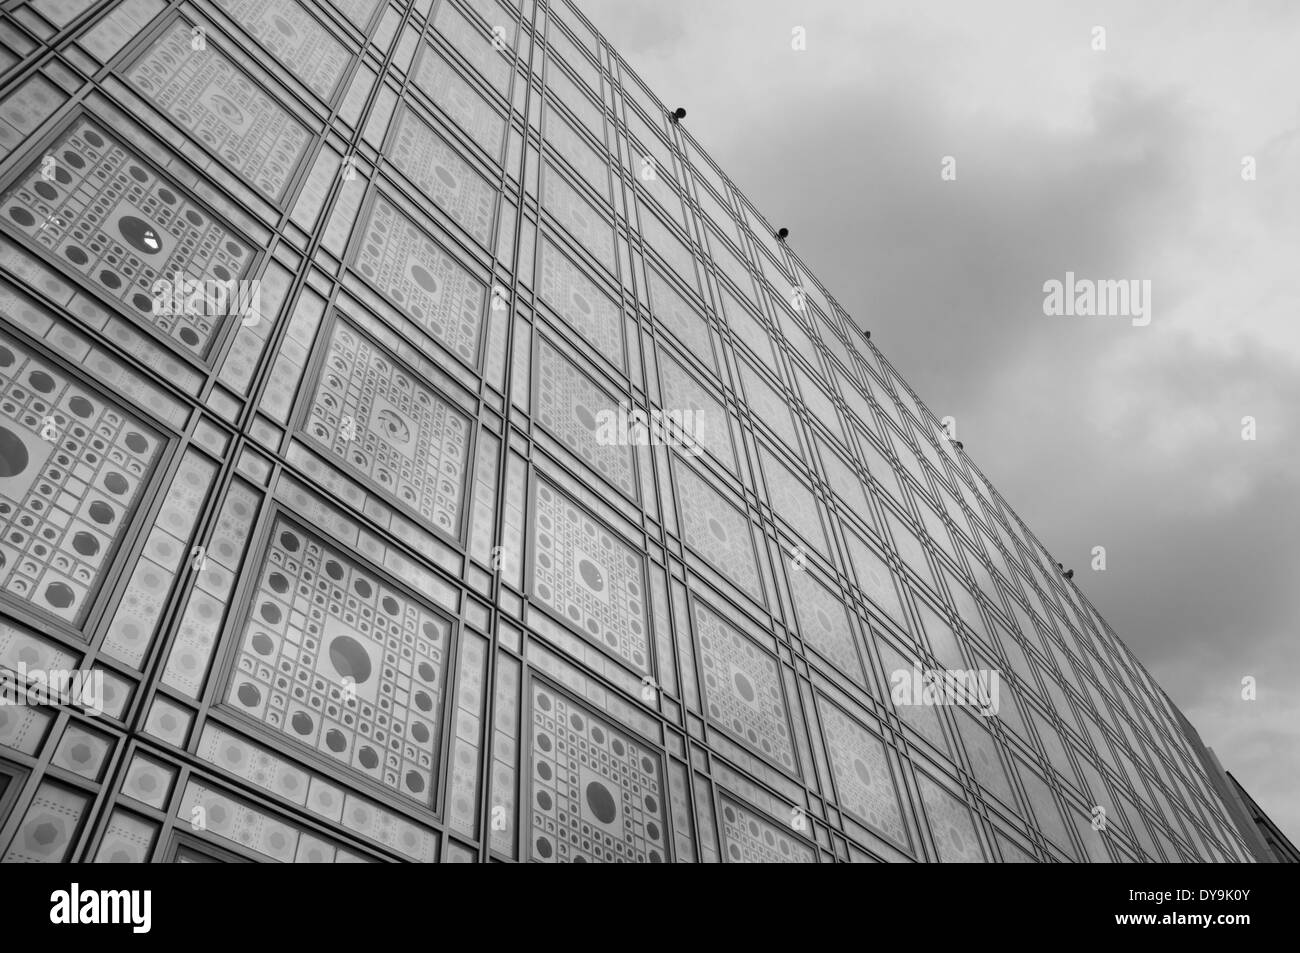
xmin=0 ymin=0 xmax=1255 ymax=864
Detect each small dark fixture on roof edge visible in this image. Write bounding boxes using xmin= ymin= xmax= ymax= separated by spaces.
xmin=669 ymin=107 xmax=686 ymax=123
xmin=776 ymin=227 xmax=789 ymax=241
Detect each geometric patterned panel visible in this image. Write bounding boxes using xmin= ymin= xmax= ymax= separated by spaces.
xmin=330 ymin=0 xmax=381 ymax=30
xmin=816 ymin=313 xmax=856 ymax=375
xmin=174 ymin=780 xmax=363 ymax=863
xmin=121 ymin=754 xmax=174 ymax=809
xmin=527 ymin=681 xmax=668 ymax=862
xmin=194 ymin=723 xmax=438 ymax=861
xmin=816 ymin=697 xmax=907 ymax=848
xmin=657 ymin=352 xmax=733 ymax=471
xmin=51 ymin=723 xmax=113 ymax=779
xmin=886 ymin=513 xmax=934 ymax=591
xmin=876 ymin=641 xmax=948 ymax=752
xmin=213 ymin=0 xmax=352 ymax=101
xmin=535 ymin=339 xmax=635 ymax=497
xmin=718 ymin=796 xmax=815 ymax=863
xmin=225 ymin=517 xmax=453 ymax=806
xmin=353 ymin=193 xmax=486 ymax=366
xmin=837 ymin=372 xmax=877 ymax=432
xmin=528 ymin=478 xmax=649 ymax=675
xmin=709 ymin=228 xmax=758 ymax=307
xmin=1020 ymin=764 xmax=1074 ymax=856
xmin=303 ymin=320 xmax=470 ymax=539
xmin=93 ymin=810 xmax=157 ymax=863
xmin=537 ymin=237 xmax=623 ymax=367
xmin=645 ymin=266 xmax=711 ymax=362
xmin=673 ymin=460 xmax=762 ymax=602
xmin=548 ymin=20 xmax=599 ymax=88
xmin=694 ymin=600 xmax=796 ymax=773
xmin=388 ymin=107 xmax=495 ymax=247
xmin=918 ymin=600 xmax=966 ymax=671
xmin=793 ymin=367 xmax=842 ymax=440
xmin=99 ymin=447 xmax=214 ymax=669
xmin=638 ymin=166 xmax=685 ymax=231
xmin=843 ymin=531 xmax=907 ymax=628
xmin=739 ymin=362 xmax=799 ymax=448
xmin=413 ymin=46 xmax=506 ymax=155
xmin=159 ymin=477 xmax=260 ymax=694
xmin=542 ymin=167 xmax=615 ymax=272
xmin=0 ymin=702 xmax=54 ymax=756
xmin=546 ymin=65 xmax=603 ymax=135
xmin=0 ymin=117 xmax=255 ymax=359
xmin=818 ymin=438 xmax=869 ymax=511
xmin=955 ymin=713 xmax=1015 ymax=805
xmin=125 ymin=22 xmax=313 ymax=201
xmin=918 ymin=773 xmax=985 ymax=863
xmin=788 ymin=569 xmax=865 ymax=687
xmin=636 ymin=201 xmax=697 ymax=293
xmin=760 ymin=449 xmax=825 ymax=553
xmin=0 ymin=330 xmax=162 ymax=627
xmin=544 ymin=106 xmax=609 ymax=200
xmin=433 ymin=1 xmax=510 ymax=94
xmin=724 ymin=295 xmax=777 ymax=371
xmin=1 ymin=781 xmax=88 ymax=863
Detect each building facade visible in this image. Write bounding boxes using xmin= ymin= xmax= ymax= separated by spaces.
xmin=0 ymin=0 xmax=1263 ymax=862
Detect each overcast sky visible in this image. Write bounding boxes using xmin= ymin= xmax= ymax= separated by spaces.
xmin=575 ymin=0 xmax=1300 ymax=846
